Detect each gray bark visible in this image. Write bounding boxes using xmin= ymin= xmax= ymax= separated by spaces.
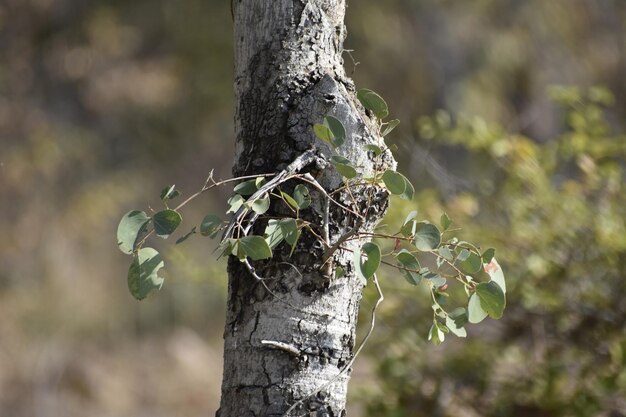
xmin=218 ymin=1 xmax=395 ymax=416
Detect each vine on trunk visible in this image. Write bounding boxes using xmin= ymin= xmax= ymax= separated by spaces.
xmin=116 ymin=89 xmax=506 ymax=344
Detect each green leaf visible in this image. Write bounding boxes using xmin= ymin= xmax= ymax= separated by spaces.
xmin=400 ymin=220 xmax=417 ymax=237
xmin=293 ymin=185 xmax=311 ymax=210
xmin=354 ymin=242 xmax=381 ymax=284
xmin=403 ymin=210 xmax=418 ymax=226
xmin=335 ymin=266 xmax=345 ymax=278
xmin=476 ymin=281 xmax=506 ymax=319
xmin=324 ymin=116 xmax=346 ymax=147
xmin=382 ymin=170 xmax=414 ymax=200
xmin=160 ymin=185 xmax=181 ymax=202
xmin=457 ymin=248 xmax=470 ymax=261
xmin=445 ymin=315 xmax=467 ymax=338
xmin=484 ymin=257 xmax=506 ymax=293
xmin=227 ymin=194 xmax=245 ymax=213
xmin=468 ymin=293 xmax=488 ymax=324
xmin=381 ymin=119 xmax=400 ymax=136
xmin=361 ymin=242 xmax=381 ymax=279
xmin=365 ymin=144 xmax=383 ymax=156
xmin=428 ymin=322 xmax=445 ymax=345
xmin=231 ymin=235 xmax=273 ymax=261
xmin=449 ymin=307 xmax=469 ymax=327
xmin=117 ymin=210 xmax=151 ymax=254
xmin=280 ymin=191 xmax=299 ymax=212
xmin=234 ymin=179 xmax=261 ymax=196
xmin=313 ymin=123 xmax=335 ymax=147
xmin=382 ymin=169 xmax=405 ymax=194
xmin=460 ymin=252 xmax=482 ymax=274
xmin=175 ymin=226 xmax=196 ymax=244
xmin=413 ymin=222 xmax=441 ymax=251
xmin=357 ymin=88 xmax=389 ymax=119
xmin=250 ymin=195 xmax=270 ymax=214
xmin=127 ymin=247 xmax=164 ymax=300
xmin=264 ymin=218 xmax=299 ymax=250
xmin=395 ymin=249 xmax=421 ymax=285
xmin=482 ymin=248 xmax=496 ymax=264
xmin=200 ymin=214 xmax=222 ymax=238
xmin=153 ymin=209 xmax=182 ymax=239
xmin=440 ymin=213 xmax=452 ymax=231
xmin=331 ymin=156 xmax=357 ymax=179
xmin=438 ymin=246 xmax=454 ymax=261
xmin=422 ymin=271 xmax=446 ymax=287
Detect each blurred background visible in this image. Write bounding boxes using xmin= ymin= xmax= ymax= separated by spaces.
xmin=1 ymin=0 xmax=625 ymax=416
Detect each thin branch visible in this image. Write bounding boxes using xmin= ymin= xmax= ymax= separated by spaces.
xmin=321 ymin=227 xmax=359 ymax=265
xmin=300 ymin=173 xmax=362 ymax=218
xmin=173 ymin=172 xmax=275 ymax=212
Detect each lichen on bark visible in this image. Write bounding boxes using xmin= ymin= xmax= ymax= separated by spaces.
xmin=218 ymin=1 xmax=396 ymax=416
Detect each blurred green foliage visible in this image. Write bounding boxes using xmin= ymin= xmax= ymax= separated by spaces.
xmin=1 ymin=0 xmax=625 ymax=415
xmin=355 ymin=87 xmax=626 ymax=416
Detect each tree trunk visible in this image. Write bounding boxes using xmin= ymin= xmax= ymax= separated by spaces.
xmin=218 ymin=1 xmax=395 ymax=416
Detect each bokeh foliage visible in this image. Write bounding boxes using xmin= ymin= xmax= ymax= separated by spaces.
xmin=354 ymin=87 xmax=626 ymax=416
xmin=1 ymin=0 xmax=625 ymax=415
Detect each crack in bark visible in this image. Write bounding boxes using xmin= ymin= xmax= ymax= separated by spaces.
xmin=248 ymin=310 xmax=261 ymax=344
xmin=221 ymin=1 xmax=393 ymax=415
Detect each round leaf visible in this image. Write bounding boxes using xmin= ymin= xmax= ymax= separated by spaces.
xmin=484 ymin=257 xmax=506 ymax=293
xmin=361 ymin=242 xmax=381 ymax=279
xmin=200 ymin=214 xmax=222 ymax=238
xmin=227 ymin=194 xmax=245 ymax=213
xmin=160 ymin=185 xmax=181 ymax=202
xmin=334 ymin=163 xmax=357 ymax=179
xmin=234 ymin=179 xmax=260 ymax=196
xmin=445 ymin=315 xmax=467 ymax=338
xmin=354 ymin=242 xmax=381 ymax=283
xmin=127 ymin=247 xmax=164 ymax=300
xmin=324 ymin=116 xmax=346 ymax=147
xmin=460 ymin=252 xmax=482 ymax=274
xmin=399 ymin=176 xmax=415 ymax=200
xmin=440 ymin=212 xmax=452 ymax=231
xmin=482 ymin=247 xmax=496 ymax=264
xmin=153 ymin=209 xmax=182 ymax=239
xmin=234 ymin=235 xmax=273 ymax=261
xmin=357 ymin=88 xmax=389 ymax=119
xmin=365 ymin=144 xmax=383 ymax=156
xmin=382 ymin=170 xmax=414 ymax=200
xmin=251 ymin=195 xmax=270 ymax=214
xmin=382 ymin=170 xmax=405 ymax=195
xmin=117 ymin=210 xmax=151 ymax=254
xmin=293 ymin=185 xmax=311 ymax=210
xmin=331 ymin=156 xmax=357 ymax=179
xmin=468 ymin=293 xmax=488 ymax=324
xmin=476 ymin=281 xmax=506 ymax=319
xmin=413 ymin=222 xmax=441 ymax=251
xmin=264 ymin=218 xmax=299 ymax=250
xmin=280 ymin=191 xmax=300 ymax=211
xmin=313 ymin=123 xmax=335 ymax=146
xmin=395 ymin=249 xmax=421 ymax=285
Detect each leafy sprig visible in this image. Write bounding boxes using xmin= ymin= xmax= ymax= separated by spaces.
xmin=116 ymin=88 xmax=506 ymax=343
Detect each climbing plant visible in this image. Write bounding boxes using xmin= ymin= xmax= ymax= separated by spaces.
xmin=116 ymin=89 xmax=506 ymax=343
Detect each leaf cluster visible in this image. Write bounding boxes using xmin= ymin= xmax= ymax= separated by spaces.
xmin=116 ymin=88 xmax=505 ymax=344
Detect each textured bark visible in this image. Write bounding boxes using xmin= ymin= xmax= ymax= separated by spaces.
xmin=218 ymin=1 xmax=395 ymax=416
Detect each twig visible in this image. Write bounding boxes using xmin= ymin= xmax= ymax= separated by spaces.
xmin=300 ymin=173 xmax=362 ymax=218
xmin=261 ymin=340 xmax=302 ymax=357
xmin=222 ymin=150 xmax=318 ymax=240
xmin=321 ymin=228 xmax=359 ymax=265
